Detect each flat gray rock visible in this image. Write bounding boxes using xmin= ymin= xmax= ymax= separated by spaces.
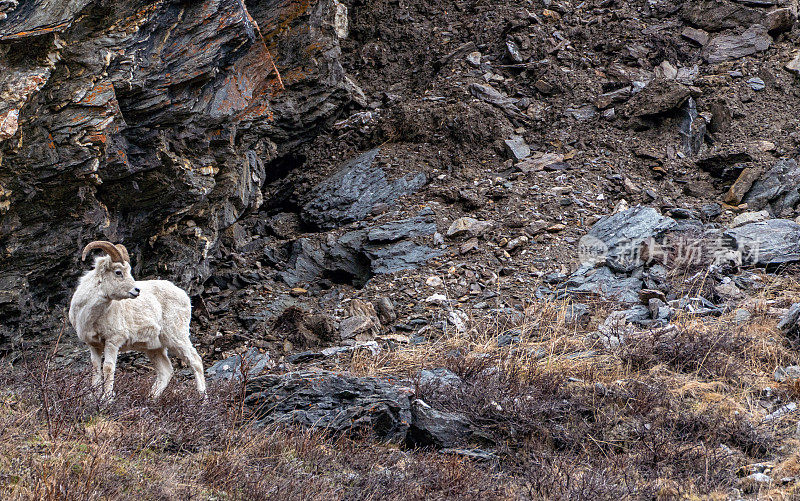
xmin=581 ymin=206 xmax=677 ymax=268
xmin=703 ymin=25 xmax=771 ymax=64
xmin=366 ymin=216 xmax=437 ymax=243
xmin=743 ymin=159 xmax=800 ymax=217
xmin=301 ymin=148 xmax=427 ymax=230
xmin=245 ymin=371 xmax=414 ymax=442
xmin=408 ymin=399 xmax=472 ymax=448
xmin=562 ymin=264 xmax=643 ymax=304
xmin=207 ymin=348 xmax=271 ymax=381
xmin=725 ymin=219 xmax=800 ymax=265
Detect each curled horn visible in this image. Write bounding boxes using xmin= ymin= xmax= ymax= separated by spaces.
xmin=81 ymin=241 xmax=124 ymax=263
xmin=115 ymin=244 xmax=130 ymax=263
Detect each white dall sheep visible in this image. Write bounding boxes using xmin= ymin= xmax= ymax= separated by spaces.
xmin=68 ymin=241 xmax=206 ymax=399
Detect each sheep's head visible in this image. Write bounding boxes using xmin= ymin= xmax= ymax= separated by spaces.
xmin=82 ymin=241 xmax=140 ymax=300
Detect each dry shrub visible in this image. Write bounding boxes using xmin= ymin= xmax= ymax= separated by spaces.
xmin=0 ymin=355 xmax=508 ymax=501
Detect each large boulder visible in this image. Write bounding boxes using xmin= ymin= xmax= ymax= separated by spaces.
xmin=245 ymin=370 xmax=475 ymax=447
xmin=743 ymin=159 xmax=800 ymax=217
xmin=725 ymin=219 xmax=800 ymax=265
xmin=579 ymin=206 xmax=677 ymax=269
xmin=300 ymin=148 xmax=427 ymax=230
xmin=0 ymin=0 xmax=359 ymax=348
xmin=245 ymin=371 xmax=415 ymax=442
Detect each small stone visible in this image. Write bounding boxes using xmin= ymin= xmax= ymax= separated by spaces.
xmin=700 ymin=203 xmax=722 ymax=220
xmin=504 ymin=135 xmax=531 ymax=161
xmin=655 ymin=60 xmax=678 ymax=80
xmin=374 ymin=297 xmax=397 ymax=324
xmin=447 ymin=310 xmax=469 ymax=333
xmin=743 ymin=472 xmax=771 ymax=484
xmin=425 ymin=293 xmax=449 ymax=304
xmin=286 ymin=351 xmax=324 ymax=364
xmin=496 ymin=332 xmax=520 ymax=347
xmin=724 ymin=166 xmax=764 ymax=205
xmin=786 ymin=53 xmax=800 ymax=75
xmin=516 ymin=152 xmax=565 ymax=173
xmin=747 ymin=77 xmax=765 ymax=91
xmin=734 ymin=308 xmax=752 ymax=325
xmin=447 ymin=217 xmax=494 ymax=237
xmin=774 ymin=365 xmax=800 ymax=383
xmin=546 ymin=223 xmax=566 ymax=232
xmin=418 ymin=368 xmax=462 ymax=388
xmin=767 ymin=7 xmax=796 ymax=34
xmin=731 ymin=210 xmax=769 ymax=228
xmin=602 ymin=108 xmax=616 ymax=120
xmin=595 ymin=87 xmax=631 ymax=109
xmin=639 ymin=289 xmax=667 ymax=304
xmin=564 ymin=303 xmax=590 ymax=325
xmin=426 ymin=276 xmax=443 ymax=287
xmin=565 ymin=104 xmax=597 ymax=121
xmin=703 ymin=25 xmax=771 ymax=64
xmin=505 ymin=40 xmax=524 ymax=63
xmin=764 ymin=402 xmax=797 ymax=422
xmin=505 ymin=235 xmax=529 ymax=251
xmin=681 ymin=26 xmax=709 ymax=46
xmin=466 ymin=51 xmax=482 ymax=67
xmin=290 ymin=287 xmax=308 ymax=296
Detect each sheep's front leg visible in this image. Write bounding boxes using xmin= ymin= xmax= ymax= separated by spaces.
xmin=102 ymin=343 xmax=120 ymax=400
xmin=175 ymin=345 xmax=207 ymax=396
xmin=147 ymin=348 xmax=174 ymax=399
xmin=88 ymin=345 xmax=103 ymax=389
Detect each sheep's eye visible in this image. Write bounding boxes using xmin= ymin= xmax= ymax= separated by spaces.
xmin=115 ymin=270 xmax=123 ymax=277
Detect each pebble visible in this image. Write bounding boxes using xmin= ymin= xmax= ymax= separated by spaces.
xmin=734 ymin=308 xmax=752 ymax=325
xmin=506 ymin=235 xmax=529 ymax=251
xmin=731 ymin=210 xmax=769 ymax=228
xmin=426 ymin=276 xmax=443 ymax=287
xmin=447 ymin=217 xmax=493 ymax=237
xmin=466 ymin=51 xmax=482 ymax=67
xmin=743 ymin=472 xmax=771 ymax=484
xmin=747 ymin=77 xmax=765 ymax=91
xmin=425 ymin=294 xmax=449 ymax=304
xmin=504 ymin=135 xmax=531 ymax=161
xmin=505 ymin=40 xmax=523 ymax=63
xmin=774 ymin=365 xmax=800 ymax=383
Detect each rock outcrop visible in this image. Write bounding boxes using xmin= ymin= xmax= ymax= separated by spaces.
xmin=0 ymin=0 xmax=360 ymax=348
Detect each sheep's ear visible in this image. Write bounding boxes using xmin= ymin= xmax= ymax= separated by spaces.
xmin=94 ymin=255 xmax=111 ymax=271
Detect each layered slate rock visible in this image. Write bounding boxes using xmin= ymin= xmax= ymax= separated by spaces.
xmin=743 ymin=159 xmax=800 ymax=216
xmin=564 ymin=206 xmax=677 ymax=303
xmin=702 ymin=24 xmax=772 ymax=63
xmin=245 ymin=370 xmax=415 ymax=442
xmin=581 ymin=206 xmax=677 ymax=269
xmin=301 ymin=148 xmax=427 ymax=230
xmin=725 ymin=219 xmax=800 ymax=265
xmin=0 ymin=0 xmax=359 ymax=347
xmin=281 ymin=211 xmax=441 ymax=287
xmin=244 ymin=370 xmax=474 ymax=447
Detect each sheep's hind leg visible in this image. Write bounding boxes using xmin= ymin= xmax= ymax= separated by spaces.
xmin=101 ymin=343 xmax=120 ymax=401
xmin=147 ymin=348 xmax=174 ymax=399
xmin=175 ymin=345 xmax=206 ymax=396
xmin=88 ymin=345 xmax=103 ymax=389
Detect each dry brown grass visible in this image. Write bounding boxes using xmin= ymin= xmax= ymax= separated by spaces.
xmin=345 ymin=292 xmax=800 ymax=498
xmin=3 ymin=287 xmax=800 ymax=499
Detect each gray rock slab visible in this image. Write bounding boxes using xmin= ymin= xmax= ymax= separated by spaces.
xmin=207 ymin=348 xmax=271 ymax=381
xmin=703 ymin=25 xmax=771 ymax=64
xmin=301 ymin=148 xmax=427 ymax=229
xmin=245 ymin=371 xmax=415 ymax=442
xmin=581 ymin=206 xmax=677 ymax=268
xmin=725 ymin=219 xmax=800 ymax=265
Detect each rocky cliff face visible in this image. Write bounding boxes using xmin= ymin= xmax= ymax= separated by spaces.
xmin=0 ymin=0 xmax=359 ymax=347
